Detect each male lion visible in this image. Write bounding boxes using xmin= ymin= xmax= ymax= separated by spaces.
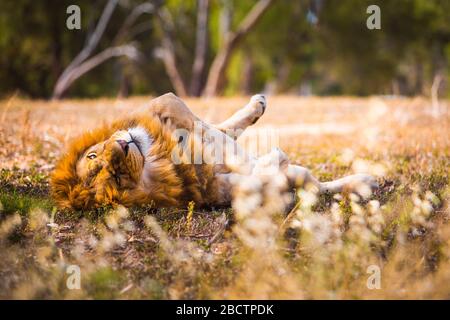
xmin=51 ymin=93 xmax=377 ymax=210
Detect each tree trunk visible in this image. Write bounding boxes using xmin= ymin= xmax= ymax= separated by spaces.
xmin=118 ymin=69 xmax=131 ymax=98
xmin=241 ymin=51 xmax=253 ymax=95
xmin=155 ymin=8 xmax=188 ymax=96
xmin=202 ymin=0 xmax=274 ymax=97
xmin=189 ymin=0 xmax=210 ymax=96
xmin=158 ymin=39 xmax=188 ymax=96
xmin=431 ymin=73 xmax=443 ymax=118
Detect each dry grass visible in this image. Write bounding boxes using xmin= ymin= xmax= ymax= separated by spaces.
xmin=0 ymin=95 xmax=449 ymax=299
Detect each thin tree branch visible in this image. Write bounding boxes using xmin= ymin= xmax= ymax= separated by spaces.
xmin=114 ymin=2 xmax=155 ymax=44
xmin=53 ymin=0 xmax=119 ymax=99
xmin=53 ymin=0 xmax=156 ymax=99
xmin=59 ymin=45 xmax=139 ymax=94
xmin=127 ymin=22 xmax=153 ymax=40
xmin=62 ymin=0 xmax=118 ymax=79
xmin=231 ymin=0 xmax=274 ymax=45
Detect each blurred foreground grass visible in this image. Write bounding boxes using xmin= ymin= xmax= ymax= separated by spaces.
xmin=0 ymin=95 xmax=449 ymax=299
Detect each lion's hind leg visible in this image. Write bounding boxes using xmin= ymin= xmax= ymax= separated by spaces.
xmin=286 ymin=165 xmax=378 ymax=196
xmin=250 ymin=147 xmax=379 ymax=196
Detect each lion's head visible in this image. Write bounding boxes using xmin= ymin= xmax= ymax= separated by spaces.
xmin=50 ymin=120 xmax=158 ymax=209
xmin=76 ymin=128 xmax=148 ymax=189
xmin=51 ymin=113 xmax=217 ymax=210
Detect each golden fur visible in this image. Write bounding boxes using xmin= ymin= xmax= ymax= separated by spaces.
xmin=51 ymin=93 xmax=378 ymax=211
xmin=51 ymin=105 xmax=220 ymax=210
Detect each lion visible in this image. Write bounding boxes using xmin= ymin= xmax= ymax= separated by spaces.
xmin=51 ymin=93 xmax=377 ymax=210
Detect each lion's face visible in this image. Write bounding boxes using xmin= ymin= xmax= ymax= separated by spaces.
xmin=51 ymin=125 xmax=153 ymax=209
xmin=76 ymin=129 xmax=145 ymax=192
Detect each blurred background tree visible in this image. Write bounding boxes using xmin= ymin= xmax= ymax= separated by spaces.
xmin=0 ymin=0 xmax=448 ymax=99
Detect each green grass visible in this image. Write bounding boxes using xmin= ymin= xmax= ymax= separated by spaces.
xmin=0 ymin=192 xmax=53 ymax=217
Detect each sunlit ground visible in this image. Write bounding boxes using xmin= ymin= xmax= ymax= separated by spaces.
xmin=0 ymin=95 xmax=449 ymax=299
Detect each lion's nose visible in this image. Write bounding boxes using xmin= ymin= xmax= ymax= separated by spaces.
xmin=116 ymin=140 xmax=129 ymax=155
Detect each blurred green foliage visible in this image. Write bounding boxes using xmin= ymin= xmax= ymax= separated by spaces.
xmin=0 ymin=0 xmax=448 ymax=98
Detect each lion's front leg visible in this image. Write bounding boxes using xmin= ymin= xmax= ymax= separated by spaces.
xmin=215 ymin=94 xmax=267 ymax=139
xmin=140 ymin=92 xmax=266 ymax=141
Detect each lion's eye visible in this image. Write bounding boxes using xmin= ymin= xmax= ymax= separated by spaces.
xmin=87 ymin=152 xmax=97 ymax=160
